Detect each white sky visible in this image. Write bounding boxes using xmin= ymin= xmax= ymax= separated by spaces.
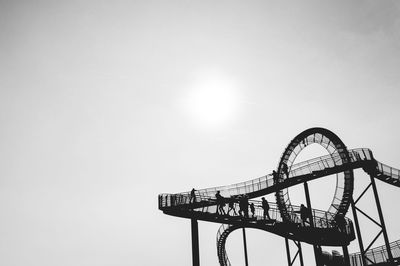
xmin=1 ymin=1 xmax=400 ymax=266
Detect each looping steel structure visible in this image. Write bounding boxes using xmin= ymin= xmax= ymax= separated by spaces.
xmin=276 ymin=127 xmax=354 ymax=223
xmin=158 ymin=128 xmax=400 ymax=266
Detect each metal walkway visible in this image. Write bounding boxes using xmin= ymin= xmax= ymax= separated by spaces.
xmin=158 ymin=127 xmax=400 ymax=266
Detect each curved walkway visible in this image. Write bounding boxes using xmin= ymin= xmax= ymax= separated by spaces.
xmin=158 ymin=142 xmax=400 ymax=265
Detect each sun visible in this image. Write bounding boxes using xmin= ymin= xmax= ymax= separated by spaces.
xmin=182 ymin=70 xmax=240 ymax=128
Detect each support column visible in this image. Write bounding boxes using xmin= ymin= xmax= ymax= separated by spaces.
xmin=370 ymin=175 xmax=394 ymax=264
xmin=350 ymin=199 xmax=366 ymax=266
xmin=342 ymin=245 xmax=350 ymax=266
xmin=304 ymin=182 xmax=322 ymax=266
xmin=191 ymin=218 xmax=200 ymax=266
xmin=298 ymin=241 xmax=305 ymax=266
xmin=242 ymin=227 xmax=249 ymax=266
xmin=285 ymin=238 xmax=291 ymax=266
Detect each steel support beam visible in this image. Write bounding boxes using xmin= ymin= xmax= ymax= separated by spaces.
xmin=342 ymin=245 xmax=350 ymax=266
xmin=242 ymin=227 xmax=249 ymax=266
xmin=304 ymin=182 xmax=322 ymax=266
xmin=351 ymin=198 xmax=367 ymax=266
xmin=370 ymin=175 xmax=394 ymax=264
xmin=296 ymin=241 xmax=305 ymax=266
xmin=285 ymin=238 xmax=291 ymax=266
xmin=285 ymin=238 xmax=304 ymax=266
xmin=191 ymin=218 xmax=200 ymax=266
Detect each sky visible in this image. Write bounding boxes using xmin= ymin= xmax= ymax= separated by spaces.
xmin=1 ymin=1 xmax=400 ymax=265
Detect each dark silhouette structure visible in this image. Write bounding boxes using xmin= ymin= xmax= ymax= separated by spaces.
xmin=158 ymin=127 xmax=400 ymax=266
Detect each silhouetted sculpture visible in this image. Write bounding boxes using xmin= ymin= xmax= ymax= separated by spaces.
xmin=215 ymin=191 xmax=226 ymax=215
xmin=261 ymin=197 xmax=271 ymax=220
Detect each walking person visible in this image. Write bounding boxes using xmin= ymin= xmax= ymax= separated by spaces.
xmin=227 ymin=196 xmax=237 ymax=215
xmin=250 ymin=202 xmax=255 ymax=218
xmin=190 ymin=188 xmax=196 ymax=203
xmin=238 ymin=195 xmax=249 ymax=218
xmin=299 ymin=204 xmax=309 ymax=226
xmin=243 ymin=195 xmax=249 ymax=218
xmin=215 ymin=191 xmax=226 ymax=215
xmin=261 ymin=197 xmax=271 ymax=220
xmin=272 ymin=170 xmax=279 ymax=184
xmin=334 ymin=214 xmax=346 ymax=233
xmin=238 ymin=196 xmax=245 ymax=217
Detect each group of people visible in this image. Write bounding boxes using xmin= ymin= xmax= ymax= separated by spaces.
xmin=214 ymin=191 xmax=272 ymax=220
xmin=295 ymin=204 xmax=347 ymax=232
xmin=189 ymin=188 xmax=346 ymax=232
xmin=272 ymin=162 xmax=289 ymax=183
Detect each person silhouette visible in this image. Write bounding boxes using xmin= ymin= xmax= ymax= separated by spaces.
xmin=334 ymin=214 xmax=346 ymax=233
xmin=299 ymin=204 xmax=309 ymax=226
xmin=215 ymin=191 xmax=226 ymax=215
xmin=272 ymin=170 xmax=279 ymax=183
xmin=227 ymin=196 xmax=237 ymax=215
xmin=243 ymin=195 xmax=249 ymax=218
xmin=238 ymin=196 xmax=244 ymax=216
xmin=250 ymin=202 xmax=255 ymax=218
xmin=190 ymin=188 xmax=196 ymax=203
xmin=238 ymin=195 xmax=249 ymax=218
xmin=261 ymin=197 xmax=271 ymax=220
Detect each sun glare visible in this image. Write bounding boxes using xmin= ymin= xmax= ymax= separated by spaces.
xmin=183 ymin=70 xmax=240 ymax=128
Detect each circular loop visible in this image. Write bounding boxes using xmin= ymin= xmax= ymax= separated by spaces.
xmin=275 ymin=127 xmax=354 ymax=222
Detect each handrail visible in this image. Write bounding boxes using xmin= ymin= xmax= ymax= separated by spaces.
xmin=376 ymin=161 xmax=400 ymax=180
xmin=160 ymin=194 xmax=354 ymax=235
xmin=159 ymin=138 xmax=400 ymax=265
xmin=158 ymin=148 xmax=377 ymax=211
xmin=161 ymin=148 xmax=374 ymax=203
xmin=349 ymin=240 xmax=400 ymax=266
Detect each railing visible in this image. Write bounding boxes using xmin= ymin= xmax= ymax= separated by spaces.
xmin=288 ymin=148 xmax=373 ymax=178
xmin=228 ymin=149 xmax=367 ymax=198
xmin=376 ymin=161 xmax=400 ymax=180
xmin=349 ymin=240 xmax=400 ymax=266
xmin=158 ymin=148 xmax=375 ymax=210
xmin=159 ymin=193 xmax=354 ymax=236
xmin=158 ymin=147 xmax=400 ymax=266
